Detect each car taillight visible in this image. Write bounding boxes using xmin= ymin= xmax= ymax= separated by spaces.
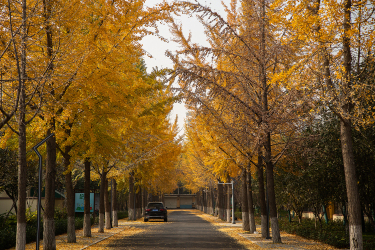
xmin=160 ymin=209 xmax=165 ymax=212
xmin=146 ymin=209 xmax=151 ymax=212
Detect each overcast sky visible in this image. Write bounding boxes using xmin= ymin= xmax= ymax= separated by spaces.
xmin=142 ymin=0 xmax=231 ymax=136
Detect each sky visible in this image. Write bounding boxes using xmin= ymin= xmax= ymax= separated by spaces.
xmin=142 ymin=0 xmax=231 ymax=136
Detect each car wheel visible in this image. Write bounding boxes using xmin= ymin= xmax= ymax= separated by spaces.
xmin=144 ymin=218 xmax=148 ymax=222
xmin=164 ymin=217 xmax=167 ymax=222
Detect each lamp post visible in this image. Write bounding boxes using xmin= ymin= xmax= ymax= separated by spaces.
xmin=218 ymin=181 xmax=235 ymax=224
xmin=33 ymin=133 xmax=54 ymax=250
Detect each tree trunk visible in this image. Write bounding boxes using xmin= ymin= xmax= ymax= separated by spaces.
xmin=210 ymin=188 xmax=215 ymax=215
xmin=247 ymin=169 xmax=256 ymax=233
xmin=16 ymin=40 xmax=27 ymax=250
xmin=141 ymin=187 xmax=145 ymax=217
xmin=112 ymin=179 xmax=118 ymax=227
xmin=84 ymin=159 xmax=91 ymax=236
xmin=105 ymin=178 xmax=111 ymax=229
xmin=260 ymin=0 xmax=281 ymax=241
xmin=341 ymin=121 xmax=363 ymax=249
xmin=218 ymin=183 xmax=224 ymax=220
xmin=207 ymin=188 xmax=211 ymax=214
xmin=136 ymin=189 xmax=142 ymax=219
xmin=226 ymin=181 xmax=231 ymax=223
xmin=43 ymin=129 xmax=56 ymax=250
xmin=99 ymin=170 xmax=106 ymax=232
xmin=206 ymin=189 xmax=209 ymax=214
xmin=214 ymin=189 xmax=219 ymax=216
xmin=266 ymin=156 xmax=281 ymax=243
xmin=242 ymin=169 xmax=250 ymax=231
xmin=200 ymin=190 xmax=203 ymax=211
xmin=257 ymin=150 xmax=268 ymax=238
xmin=128 ymin=172 xmax=135 ymax=221
xmin=15 ymin=3 xmax=27 ymax=245
xmin=209 ymin=187 xmax=213 ymax=214
xmin=15 ymin=2 xmax=28 ymax=249
xmin=43 ymin=0 xmax=56 ymax=247
xmin=223 ymin=186 xmax=227 ymax=221
xmin=341 ymin=1 xmax=362 ymax=249
xmin=65 ymin=164 xmax=76 ymax=242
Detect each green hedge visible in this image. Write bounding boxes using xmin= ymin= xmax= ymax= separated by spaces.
xmin=0 ymin=216 xmax=94 ymax=250
xmin=237 ymin=212 xmax=375 ymax=249
xmin=0 ymin=210 xmax=129 ymax=250
xmin=279 ymin=219 xmax=348 ymax=248
xmin=117 ymin=211 xmax=128 ymax=220
xmin=235 ymin=211 xmax=242 ymax=220
xmin=278 ymin=217 xmax=375 ymax=249
xmin=0 ymin=225 xmax=17 ymax=250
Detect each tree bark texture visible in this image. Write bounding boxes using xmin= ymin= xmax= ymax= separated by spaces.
xmin=128 ymin=172 xmax=135 ymax=221
xmin=197 ymin=189 xmax=201 ymax=211
xmin=16 ymin=73 xmax=26 ymax=250
xmin=223 ymin=185 xmax=227 ymax=221
xmin=43 ymin=0 xmax=56 ymax=247
xmin=105 ymin=178 xmax=111 ymax=229
xmin=260 ymin=0 xmax=281 ymax=241
xmin=136 ymin=190 xmax=142 ymax=219
xmin=201 ymin=189 xmax=204 ymax=211
xmin=112 ymin=179 xmax=118 ymax=227
xmin=214 ymin=190 xmax=219 ymax=217
xmin=257 ymin=150 xmax=268 ymax=238
xmin=211 ymin=188 xmax=215 ymax=215
xmin=203 ymin=189 xmax=208 ymax=214
xmin=217 ymin=183 xmax=224 ymax=220
xmin=341 ymin=115 xmax=363 ymax=250
xmin=84 ymin=159 xmax=91 ymax=236
xmin=341 ymin=0 xmax=363 ymax=249
xmin=99 ymin=170 xmax=106 ymax=232
xmin=141 ymin=187 xmax=145 ymax=217
xmin=242 ymin=170 xmax=250 ymax=231
xmin=16 ymin=2 xmax=27 ymax=249
xmin=247 ymin=169 xmax=256 ymax=233
xmin=226 ymin=184 xmax=231 ymax=223
xmin=44 ymin=129 xmax=56 ymax=250
xmin=207 ymin=188 xmax=211 ymax=214
xmin=65 ymin=169 xmax=76 ymax=242
xmin=266 ymin=157 xmax=281 ymax=243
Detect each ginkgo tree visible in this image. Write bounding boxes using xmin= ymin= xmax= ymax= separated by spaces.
xmin=1 ymin=0 xmax=183 ymax=249
xmin=270 ymin=0 xmax=375 ymax=248
xmin=0 ymin=0 xmax=87 ymax=248
xmin=168 ymin=0 xmax=311 ymax=241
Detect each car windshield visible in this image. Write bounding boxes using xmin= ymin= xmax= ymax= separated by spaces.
xmin=148 ymin=203 xmax=163 ymax=209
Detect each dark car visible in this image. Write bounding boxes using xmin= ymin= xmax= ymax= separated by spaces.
xmin=144 ymin=202 xmax=167 ymax=222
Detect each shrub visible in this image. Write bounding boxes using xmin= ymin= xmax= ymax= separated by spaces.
xmin=278 ymin=217 xmax=350 ymax=249
xmin=75 ymin=216 xmax=84 ymax=229
xmin=54 ymin=207 xmax=67 ymax=220
xmin=55 ymin=219 xmax=68 ymax=235
xmin=235 ymin=211 xmax=242 ymax=220
xmin=0 ymin=225 xmax=17 ymax=250
xmin=0 ymin=213 xmax=95 ymax=250
xmin=26 ymin=208 xmax=38 ymax=225
xmin=118 ymin=211 xmax=128 ymax=220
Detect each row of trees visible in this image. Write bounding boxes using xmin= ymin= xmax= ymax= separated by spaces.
xmin=0 ymin=0 xmax=182 ymax=250
xmin=172 ymin=1 xmax=375 ymax=249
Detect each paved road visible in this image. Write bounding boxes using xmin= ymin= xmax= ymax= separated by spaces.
xmin=105 ymin=210 xmax=246 ymax=249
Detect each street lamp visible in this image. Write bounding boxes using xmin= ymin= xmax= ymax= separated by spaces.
xmin=33 ymin=133 xmax=54 ymax=250
xmin=218 ymin=180 xmax=235 ymax=224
